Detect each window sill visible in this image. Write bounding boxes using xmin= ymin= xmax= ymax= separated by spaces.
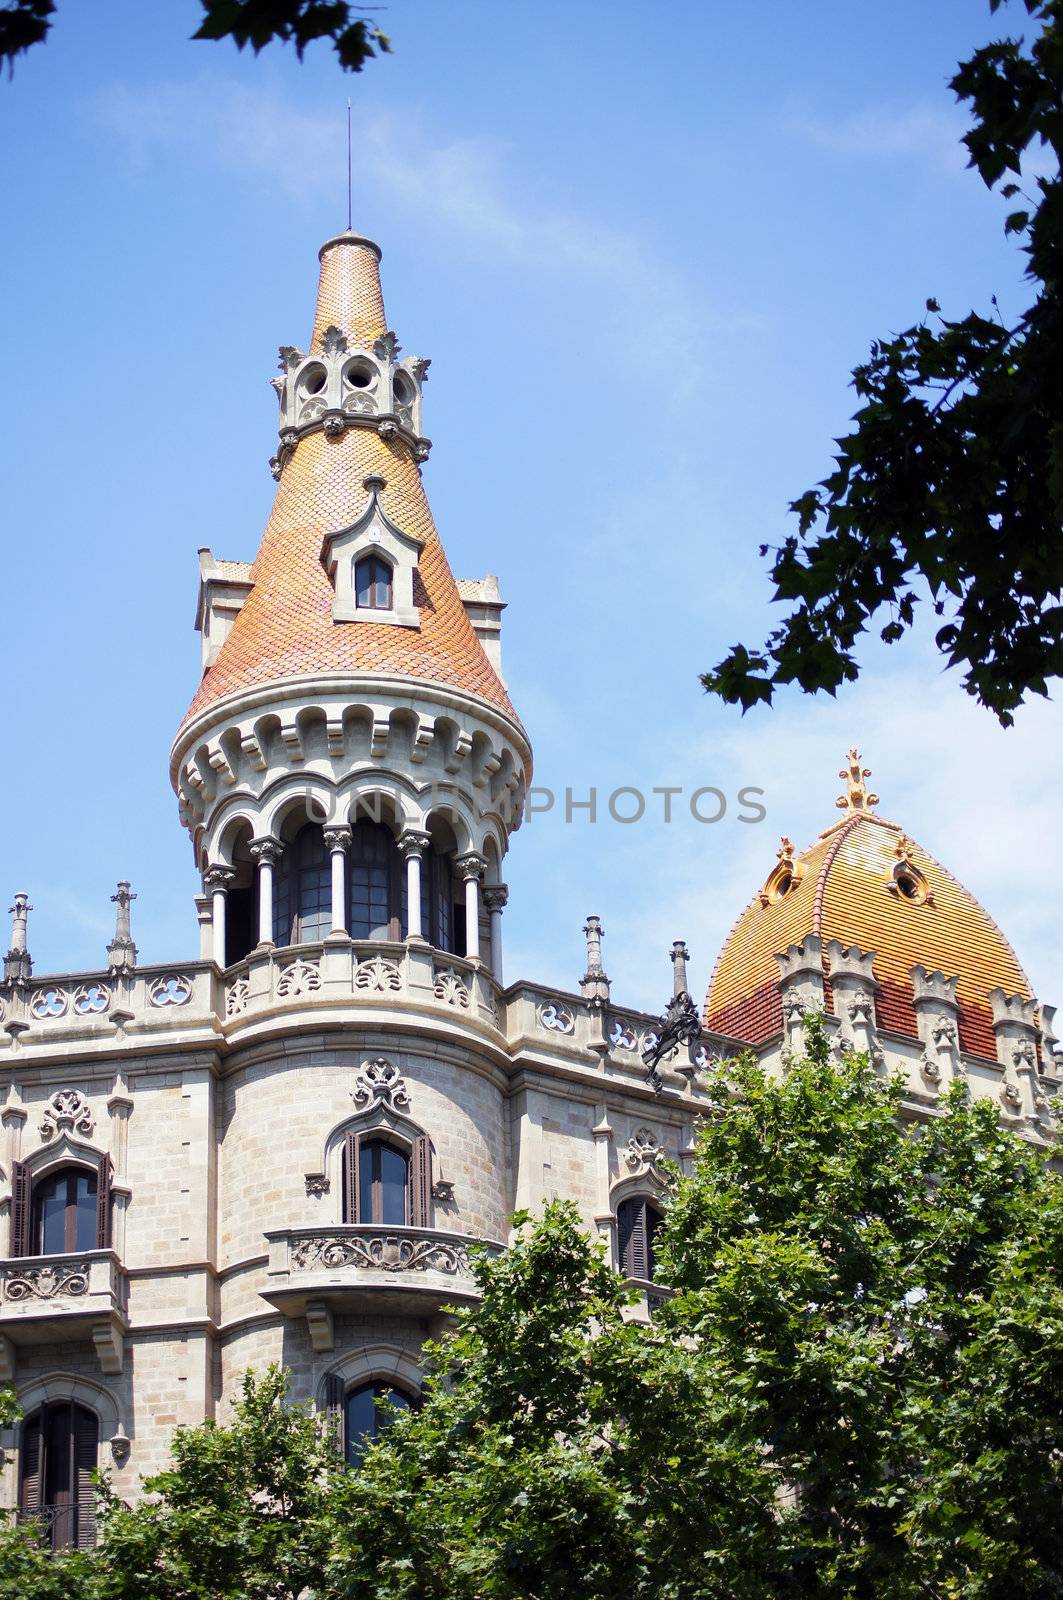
xmin=332 ymin=600 xmax=420 ymax=628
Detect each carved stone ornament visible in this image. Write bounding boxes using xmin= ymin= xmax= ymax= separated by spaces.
xmin=291 ymin=1231 xmax=470 ymax=1277
xmin=999 ymin=1075 xmax=1024 ymax=1111
xmin=433 ymin=969 xmax=470 ymax=1009
xmin=932 ymin=1017 xmax=958 ymax=1049
xmin=226 ymin=978 xmax=251 ymax=1017
xmin=373 ymin=330 xmax=402 ymax=362
xmin=30 ymin=986 xmax=68 ymax=1020
xmin=321 ymin=325 xmax=348 ymax=355
xmin=537 ymin=1001 xmax=575 ymax=1035
xmin=352 ymin=1058 xmax=411 ymax=1115
xmin=431 ymin=1178 xmax=455 ymax=1203
xmin=1012 ymin=1038 xmax=1037 ymax=1070
xmin=608 ymin=1018 xmax=637 ymax=1051
xmin=40 ymin=1088 xmax=94 ymax=1142
xmin=846 ymin=994 xmax=874 ymax=1027
xmin=4 ymin=1261 xmax=90 ymax=1301
xmin=277 ymin=959 xmax=322 ymax=999
xmin=73 ymin=981 xmax=110 ymax=1016
xmin=354 ymin=955 xmax=402 ymax=993
xmin=623 ymin=1127 xmax=671 ymax=1180
xmin=305 ymin=1172 xmax=331 ymax=1197
xmin=149 ymin=974 xmax=193 ymax=1007
xmin=323 ymin=411 xmax=345 ymax=439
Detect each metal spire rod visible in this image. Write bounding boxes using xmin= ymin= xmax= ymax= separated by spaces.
xmin=346 ymin=99 xmax=353 ymax=232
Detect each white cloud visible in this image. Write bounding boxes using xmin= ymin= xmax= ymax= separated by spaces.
xmin=788 ymin=103 xmax=969 ymax=175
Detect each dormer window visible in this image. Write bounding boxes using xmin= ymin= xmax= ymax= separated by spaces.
xmin=355 ymin=555 xmax=393 ymax=611
xmin=321 ymin=476 xmax=423 ymax=628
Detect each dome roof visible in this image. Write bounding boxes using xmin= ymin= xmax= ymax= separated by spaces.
xmin=705 ymin=749 xmax=1032 ymax=1061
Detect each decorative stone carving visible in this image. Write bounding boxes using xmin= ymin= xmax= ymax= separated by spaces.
xmin=226 ymin=978 xmax=251 ymax=1017
xmin=40 ymin=1088 xmax=94 ymax=1142
xmin=4 ymin=1261 xmax=90 ymax=1301
xmin=30 ymin=986 xmax=68 ymax=1020
xmin=622 ymin=1127 xmax=671 ymax=1183
xmin=352 ymin=1058 xmax=411 ymax=1114
xmin=322 ymin=826 xmax=352 ymax=854
xmin=73 ymin=981 xmax=110 ymax=1016
xmin=4 ymin=892 xmax=33 ymax=985
xmin=353 ymin=955 xmax=402 ymax=993
xmin=290 ymin=1231 xmax=472 ymax=1276
xmin=107 ymin=881 xmax=138 ymax=976
xmin=608 ymin=1019 xmax=637 ymax=1051
xmin=431 ymin=1178 xmax=455 ymax=1203
xmin=537 ymin=1001 xmax=575 ymax=1034
xmin=1012 ymin=1037 xmax=1037 ymax=1070
xmin=580 ymin=916 xmax=610 ymax=1006
xmin=277 ymin=959 xmax=322 ymax=999
xmin=434 ymin=968 xmax=470 ymax=1009
xmin=304 ymin=1173 xmax=330 ymax=1197
xmin=149 ymin=974 xmax=193 ymax=1007
xmin=321 ymin=324 xmax=348 ymax=355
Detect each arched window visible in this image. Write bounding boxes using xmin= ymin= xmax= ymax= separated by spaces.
xmin=617 ymin=1196 xmax=663 ymax=1283
xmin=273 ymin=823 xmax=330 ymax=946
xmin=19 ymin=1402 xmax=98 ymax=1549
xmin=10 ymin=1158 xmax=112 ymax=1259
xmin=354 ymin=555 xmax=393 ymax=611
xmin=349 ymin=820 xmax=401 ymax=940
xmin=417 ymin=843 xmax=454 ymax=953
xmin=342 ymin=1130 xmax=432 ymax=1227
xmin=32 ymin=1167 xmax=98 ymax=1255
xmin=343 ymin=1380 xmax=415 ymax=1467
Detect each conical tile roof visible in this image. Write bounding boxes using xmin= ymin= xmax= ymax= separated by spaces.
xmin=178 ymin=233 xmax=519 ymax=736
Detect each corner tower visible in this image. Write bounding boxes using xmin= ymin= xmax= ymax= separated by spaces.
xmin=170 ymin=231 xmax=530 ymax=974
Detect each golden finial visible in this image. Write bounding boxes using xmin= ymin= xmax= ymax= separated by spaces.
xmin=893 ymin=833 xmax=913 ymax=863
xmin=836 ymin=746 xmax=879 ymax=813
xmin=777 ymin=836 xmax=795 ymax=862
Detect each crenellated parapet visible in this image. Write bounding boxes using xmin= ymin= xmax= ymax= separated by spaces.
xmin=910 ymin=964 xmax=963 ymax=1096
xmin=825 ymin=940 xmax=878 ymax=1057
xmin=774 ymin=936 xmax=825 ymax=1050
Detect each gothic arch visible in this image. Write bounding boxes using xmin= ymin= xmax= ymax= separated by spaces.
xmin=315 ymin=1341 xmax=424 ymax=1410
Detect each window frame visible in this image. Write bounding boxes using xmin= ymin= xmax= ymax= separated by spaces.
xmin=354 ymin=553 xmax=394 ymax=611
xmin=343 ymin=1130 xmax=433 ymax=1228
xmin=19 ymin=1400 xmax=99 ymax=1550
xmin=616 ymin=1194 xmax=664 ymax=1284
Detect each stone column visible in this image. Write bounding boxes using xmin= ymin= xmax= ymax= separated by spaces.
xmin=399 ymin=831 xmax=431 ymax=942
xmin=203 ymin=867 xmax=234 ymax=968
xmin=826 ymin=941 xmax=878 ymax=1058
xmin=3 ymin=892 xmax=32 ymax=985
xmin=989 ymin=988 xmax=1040 ymax=1120
xmin=911 ymin=965 xmax=962 ymax=1097
xmin=2 ymin=1083 xmax=27 ymax=1173
xmin=483 ymin=885 xmax=509 ymax=983
xmin=106 ymin=882 xmax=138 ymax=975
xmin=323 ymin=827 xmax=352 ymax=939
xmin=455 ymin=853 xmax=486 ymax=963
xmin=194 ymin=895 xmax=213 ymax=960
xmin=250 ymin=839 xmax=282 ymax=947
xmin=773 ymin=935 xmax=825 ymax=1052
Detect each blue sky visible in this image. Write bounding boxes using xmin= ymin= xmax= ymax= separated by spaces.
xmin=2 ymin=0 xmax=1059 ymax=1016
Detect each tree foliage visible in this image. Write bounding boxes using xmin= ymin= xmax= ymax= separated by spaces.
xmin=705 ymin=0 xmax=1063 ymax=725
xmin=4 ymin=1025 xmax=1062 ymax=1597
xmin=0 ymin=1 xmax=391 ymax=73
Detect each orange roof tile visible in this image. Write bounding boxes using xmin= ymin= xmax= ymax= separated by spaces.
xmin=706 ymin=806 xmax=1032 ymax=1063
xmin=178 ymin=234 xmax=520 ymax=736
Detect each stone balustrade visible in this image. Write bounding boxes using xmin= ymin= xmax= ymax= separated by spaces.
xmin=0 ymin=1249 xmax=127 ymax=1374
xmin=262 ymin=1224 xmax=503 ymax=1343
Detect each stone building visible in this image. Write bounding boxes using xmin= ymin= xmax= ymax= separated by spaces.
xmin=0 ymin=228 xmax=1058 ymax=1549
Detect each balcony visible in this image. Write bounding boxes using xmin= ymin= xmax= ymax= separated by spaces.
xmin=262 ymin=1225 xmax=501 ymax=1347
xmin=0 ymin=1250 xmax=127 ymax=1374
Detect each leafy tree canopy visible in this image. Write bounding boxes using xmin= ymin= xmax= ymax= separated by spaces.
xmin=705 ymin=0 xmax=1063 ymax=725
xmin=4 ymin=1022 xmax=1062 ymax=1598
xmin=0 ymin=1 xmax=391 ymax=74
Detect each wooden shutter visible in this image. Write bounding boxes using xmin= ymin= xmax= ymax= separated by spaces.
xmin=618 ymin=1199 xmax=648 ymax=1280
xmin=410 ymin=1134 xmax=432 ymax=1228
xmin=343 ymin=1131 xmax=362 ymax=1223
xmin=11 ymin=1160 xmax=30 ymax=1258
xmin=72 ymin=1405 xmax=98 ymax=1549
xmin=324 ymin=1373 xmax=345 ymax=1455
xmin=96 ymin=1155 xmax=113 ymax=1250
xmin=19 ymin=1408 xmax=44 ymax=1514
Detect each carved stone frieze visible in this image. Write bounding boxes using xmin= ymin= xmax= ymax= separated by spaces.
xmin=353 ymin=956 xmax=402 ymax=993
xmin=3 ymin=1261 xmax=91 ymax=1301
xmin=290 ymin=1231 xmax=472 ymax=1276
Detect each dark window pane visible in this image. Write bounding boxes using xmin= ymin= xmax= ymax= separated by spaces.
xmin=74 ymin=1175 xmax=97 ymax=1253
xmin=380 ymin=1145 xmax=408 ymax=1225
xmin=349 ymin=822 xmax=396 ymax=939
xmin=344 ymin=1382 xmax=414 ymax=1468
xmin=359 ymin=1147 xmax=374 ymax=1225
xmin=355 ymin=556 xmax=392 ymax=611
